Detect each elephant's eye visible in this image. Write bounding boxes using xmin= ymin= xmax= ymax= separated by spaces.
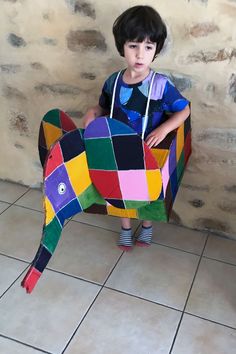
xmin=58 ymin=183 xmax=66 ymax=195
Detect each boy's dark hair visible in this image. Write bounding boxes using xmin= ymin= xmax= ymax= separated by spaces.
xmin=113 ymin=5 xmax=167 ymax=60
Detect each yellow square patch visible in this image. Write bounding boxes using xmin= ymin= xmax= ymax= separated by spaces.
xmin=151 ymin=148 xmax=169 ymax=168
xmin=44 ymin=196 xmax=55 ymax=226
xmin=65 ymin=152 xmax=92 ymax=196
xmin=43 ymin=122 xmax=62 ymax=149
xmin=176 ymin=123 xmax=184 ymax=161
xmin=146 ymin=170 xmax=162 ymax=200
xmin=107 ymin=205 xmax=137 ymax=219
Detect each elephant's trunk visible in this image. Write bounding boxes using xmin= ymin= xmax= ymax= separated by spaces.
xmin=21 ymin=211 xmax=64 ymax=293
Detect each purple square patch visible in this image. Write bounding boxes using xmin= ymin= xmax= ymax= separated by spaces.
xmin=45 ymin=164 xmax=76 ymax=213
xmin=84 ymin=117 xmax=110 ymax=139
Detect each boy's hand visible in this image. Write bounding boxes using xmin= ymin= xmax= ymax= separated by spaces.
xmin=145 ymin=105 xmax=190 ymax=148
xmin=145 ymin=125 xmax=168 ymax=148
xmin=83 ymin=115 xmax=96 ymax=128
xmin=82 ymin=105 xmax=107 ymax=128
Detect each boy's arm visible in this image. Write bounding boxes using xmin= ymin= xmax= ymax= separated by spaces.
xmin=145 ymin=105 xmax=190 ymax=148
xmin=83 ymin=104 xmax=109 ymax=128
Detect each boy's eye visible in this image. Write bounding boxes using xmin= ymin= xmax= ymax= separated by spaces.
xmin=146 ymin=46 xmax=154 ymax=50
xmin=129 ymin=44 xmax=137 ymax=49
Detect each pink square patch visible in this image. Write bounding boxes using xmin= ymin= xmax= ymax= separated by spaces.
xmin=118 ymin=170 xmax=149 ymax=201
xmin=161 ymin=155 xmax=170 ymax=197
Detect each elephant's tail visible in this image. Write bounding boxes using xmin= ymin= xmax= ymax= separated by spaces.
xmin=38 ymin=109 xmax=78 ymax=168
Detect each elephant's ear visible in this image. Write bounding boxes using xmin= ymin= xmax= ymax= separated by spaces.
xmin=38 ymin=109 xmax=78 ymax=167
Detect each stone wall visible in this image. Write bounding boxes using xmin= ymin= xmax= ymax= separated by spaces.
xmin=0 ymin=0 xmax=236 ymax=237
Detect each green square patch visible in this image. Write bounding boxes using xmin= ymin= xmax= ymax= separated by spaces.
xmin=42 ymin=216 xmax=62 ymax=253
xmin=78 ymin=184 xmax=106 ymax=209
xmin=137 ymin=200 xmax=168 ymax=222
xmin=177 ymin=150 xmax=185 ymax=182
xmin=124 ymin=200 xmax=149 ymax=209
xmin=85 ymin=138 xmax=117 ymax=170
xmin=43 ymin=109 xmax=61 ymax=128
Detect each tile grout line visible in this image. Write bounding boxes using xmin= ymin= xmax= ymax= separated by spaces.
xmin=50 ymin=258 xmax=182 ymax=313
xmin=168 ymin=232 xmax=210 ymax=354
xmin=0 ymin=202 xmax=17 ymax=216
xmin=202 ymin=255 xmax=236 ymax=268
xmin=0 ymin=264 xmax=30 ymax=300
xmin=0 ymin=333 xmax=53 ymax=354
xmin=184 ymin=311 xmax=236 ymax=331
xmin=0 ymin=203 xmax=11 ymax=216
xmin=6 ymin=187 xmax=31 ymax=204
xmin=103 ymin=285 xmax=183 ymax=313
xmin=60 ymin=287 xmax=102 ymax=353
xmin=0 ymin=188 xmax=31 ymax=215
xmin=69 ymin=218 xmax=121 ymax=234
xmin=61 ymin=252 xmax=125 ymax=353
xmin=0 ymin=252 xmax=30 ymax=265
xmin=12 ymin=204 xmax=44 ymax=214
xmin=103 ymin=250 xmax=129 ymax=287
xmin=46 ymin=267 xmax=102 ymax=288
xmin=151 ymin=240 xmax=204 ymax=256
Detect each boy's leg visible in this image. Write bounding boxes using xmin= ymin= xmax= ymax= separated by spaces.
xmin=118 ymin=217 xmax=133 ymax=251
xmin=136 ymin=220 xmax=153 ymax=247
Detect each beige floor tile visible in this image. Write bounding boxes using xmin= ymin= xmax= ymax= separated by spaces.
xmin=172 ymin=314 xmax=236 ymax=354
xmin=106 ymin=244 xmax=199 ymax=310
xmin=0 ymin=201 xmax=10 ymax=213
xmin=0 ymin=337 xmax=42 ymax=354
xmin=65 ymin=288 xmax=181 ymax=354
xmin=15 ymin=189 xmax=43 ymax=212
xmin=0 ymin=255 xmax=27 ymax=295
xmin=151 ymin=222 xmax=207 ymax=254
xmin=0 ymin=205 xmax=44 ymax=261
xmin=0 ymin=269 xmax=100 ymax=354
xmin=0 ymin=181 xmax=28 ymax=203
xmin=186 ymin=258 xmax=236 ymax=328
xmin=49 ymin=220 xmax=122 ymax=284
xmin=204 ymin=234 xmax=236 ymax=265
xmin=73 ymin=212 xmax=140 ymax=232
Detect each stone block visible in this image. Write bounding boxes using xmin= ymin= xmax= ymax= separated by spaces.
xmin=0 ymin=64 xmax=21 ymax=73
xmin=34 ymin=84 xmax=81 ymax=95
xmin=8 ymin=33 xmax=26 ymax=47
xmin=67 ymin=30 xmax=107 ymax=51
xmin=10 ymin=114 xmax=29 ymax=136
xmin=189 ymin=22 xmax=219 ymax=37
xmin=74 ymin=1 xmax=96 ymax=19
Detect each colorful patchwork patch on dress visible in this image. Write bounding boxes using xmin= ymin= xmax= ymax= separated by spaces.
xmin=84 ymin=117 xmax=162 ymax=210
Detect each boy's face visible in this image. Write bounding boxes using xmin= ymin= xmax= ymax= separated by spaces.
xmin=123 ymin=38 xmax=157 ymax=77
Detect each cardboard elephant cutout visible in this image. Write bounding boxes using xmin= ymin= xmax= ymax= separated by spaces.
xmin=21 ymin=109 xmax=191 ymax=293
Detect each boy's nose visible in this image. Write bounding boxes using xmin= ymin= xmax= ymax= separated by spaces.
xmin=136 ymin=47 xmax=144 ymax=59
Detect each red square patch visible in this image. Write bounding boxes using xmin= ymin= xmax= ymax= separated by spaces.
xmin=44 ymin=142 xmax=64 ymax=178
xmin=89 ymin=170 xmax=122 ymax=199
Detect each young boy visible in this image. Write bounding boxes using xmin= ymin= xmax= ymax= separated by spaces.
xmin=83 ymin=5 xmax=190 ymax=250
